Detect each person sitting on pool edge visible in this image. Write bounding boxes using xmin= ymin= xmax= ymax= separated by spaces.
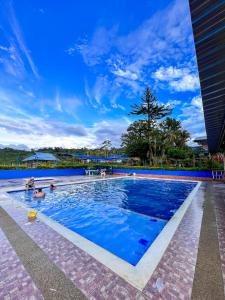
xmin=25 ymin=177 xmax=35 ymax=190
xmin=100 ymin=169 xmax=106 ymax=177
xmin=49 ymin=184 xmax=56 ymax=190
xmin=33 ymin=188 xmax=45 ymax=198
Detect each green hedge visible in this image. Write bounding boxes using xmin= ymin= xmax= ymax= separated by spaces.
xmin=111 ymin=165 xmax=214 ymax=171
xmin=0 ymin=163 xmax=222 ymax=171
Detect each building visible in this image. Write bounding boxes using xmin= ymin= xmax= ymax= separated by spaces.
xmin=193 ymin=136 xmax=208 ymax=151
xmin=23 ymin=152 xmax=60 ymax=167
xmin=189 ymin=1 xmax=225 ymax=153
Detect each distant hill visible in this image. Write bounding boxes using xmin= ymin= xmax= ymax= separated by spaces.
xmin=0 ymin=147 xmax=124 ymax=165
xmin=0 ymin=148 xmax=32 ymax=165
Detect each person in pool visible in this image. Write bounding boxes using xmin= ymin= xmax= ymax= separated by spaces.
xmin=33 ymin=188 xmax=45 ymax=198
xmin=25 ymin=177 xmax=35 ymax=190
xmin=49 ymin=184 xmax=56 ymax=190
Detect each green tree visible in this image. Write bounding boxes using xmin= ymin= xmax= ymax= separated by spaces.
xmin=130 ymin=87 xmax=171 ymax=165
xmin=101 ymin=139 xmax=112 ymax=157
xmin=160 ymin=117 xmax=190 ymax=149
xmin=176 ymin=130 xmax=190 ymax=147
xmin=167 ymin=147 xmax=193 ymax=159
xmin=121 ymin=121 xmax=149 ymax=163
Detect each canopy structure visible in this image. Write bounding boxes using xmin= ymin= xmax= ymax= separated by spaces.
xmin=58 ymin=153 xmax=73 ymax=158
xmin=23 ymin=152 xmax=60 ymax=162
xmin=73 ymin=154 xmax=128 ymax=162
xmin=108 ymin=155 xmax=128 ymax=160
xmin=189 ymin=1 xmax=225 ymax=153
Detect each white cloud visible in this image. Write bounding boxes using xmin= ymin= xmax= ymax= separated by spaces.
xmin=153 ymin=66 xmax=200 ymax=92
xmin=191 ymin=95 xmax=203 ymax=111
xmin=68 ymin=27 xmax=117 ymax=66
xmin=65 ymin=46 xmax=77 ymax=56
xmin=0 ymin=3 xmax=39 ymax=79
xmin=0 ymin=43 xmax=26 ymax=78
xmin=8 ymin=3 xmax=39 ymax=78
xmin=70 ymin=0 xmax=196 ymax=97
xmin=39 ymin=94 xmax=83 ymax=120
xmin=111 ymin=103 xmax=125 ymax=110
xmin=0 ymin=113 xmax=128 ymax=148
xmin=166 ymin=99 xmax=181 ymax=106
xmin=179 ymin=95 xmax=206 ymax=138
xmin=55 ymin=92 xmax=63 ymax=112
xmin=19 ymin=85 xmax=35 ymax=98
xmin=92 ymin=119 xmax=129 ymax=146
xmin=153 ymin=66 xmax=185 ymax=81
xmin=93 ymin=76 xmax=108 ymax=105
xmin=84 ymin=76 xmax=126 ymax=112
xmin=112 ymin=68 xmax=138 ymax=81
xmin=0 ymin=45 xmax=10 ymax=52
xmin=170 ymin=74 xmax=200 ymax=92
xmin=0 ymin=86 xmax=127 ymax=148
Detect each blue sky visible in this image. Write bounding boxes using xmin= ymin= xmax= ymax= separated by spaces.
xmin=0 ymin=0 xmax=205 ymax=149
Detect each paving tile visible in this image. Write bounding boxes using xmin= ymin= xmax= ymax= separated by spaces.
xmin=213 ymin=183 xmax=225 ymax=292
xmin=0 ymin=228 xmax=44 ymax=300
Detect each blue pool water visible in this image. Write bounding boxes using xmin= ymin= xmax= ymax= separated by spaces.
xmin=9 ymin=178 xmax=197 ymax=265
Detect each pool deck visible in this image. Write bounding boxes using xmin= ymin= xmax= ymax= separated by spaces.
xmin=0 ymin=175 xmax=225 ymax=299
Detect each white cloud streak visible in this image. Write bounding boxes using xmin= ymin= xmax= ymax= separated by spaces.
xmin=8 ymin=3 xmax=39 ymax=78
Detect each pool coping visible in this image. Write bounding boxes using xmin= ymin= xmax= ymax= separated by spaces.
xmin=1 ymin=176 xmax=201 ymax=291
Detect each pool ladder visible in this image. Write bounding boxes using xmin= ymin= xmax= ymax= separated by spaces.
xmin=212 ymin=170 xmax=225 ymax=180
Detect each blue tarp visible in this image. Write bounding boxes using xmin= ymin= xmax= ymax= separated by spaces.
xmin=108 ymin=155 xmax=128 ymax=159
xmin=73 ymin=154 xmax=128 ymax=161
xmin=23 ymin=152 xmax=60 ymax=162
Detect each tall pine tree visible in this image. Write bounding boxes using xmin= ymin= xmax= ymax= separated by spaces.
xmin=130 ymin=87 xmax=171 ymax=165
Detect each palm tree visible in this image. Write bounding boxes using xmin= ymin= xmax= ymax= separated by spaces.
xmin=161 ymin=117 xmax=182 ymax=146
xmin=176 ymin=130 xmax=190 ymax=147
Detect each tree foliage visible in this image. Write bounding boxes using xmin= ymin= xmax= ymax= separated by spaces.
xmin=129 ymin=87 xmax=171 ymax=164
xmin=122 ymin=87 xmax=191 ymax=164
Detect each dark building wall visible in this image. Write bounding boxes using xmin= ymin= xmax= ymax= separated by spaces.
xmin=189 ymin=0 xmax=225 ymax=152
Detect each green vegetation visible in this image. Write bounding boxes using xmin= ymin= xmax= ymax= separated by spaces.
xmin=0 ymin=163 xmax=221 ymax=171
xmin=0 ymin=148 xmax=32 ymax=165
xmin=129 ymin=87 xmax=172 ymax=165
xmin=0 ymin=87 xmax=222 ymax=171
xmin=122 ymin=87 xmax=191 ymax=166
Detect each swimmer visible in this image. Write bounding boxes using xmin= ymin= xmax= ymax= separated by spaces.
xmin=33 ymin=188 xmax=45 ymax=198
xmin=49 ymin=184 xmax=56 ymax=190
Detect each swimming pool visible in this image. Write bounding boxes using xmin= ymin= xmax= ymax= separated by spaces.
xmin=8 ymin=177 xmax=197 ymax=266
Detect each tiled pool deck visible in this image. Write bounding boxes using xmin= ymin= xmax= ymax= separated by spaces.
xmin=0 ymin=228 xmax=44 ymax=300
xmin=0 ymin=175 xmax=225 ymax=300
